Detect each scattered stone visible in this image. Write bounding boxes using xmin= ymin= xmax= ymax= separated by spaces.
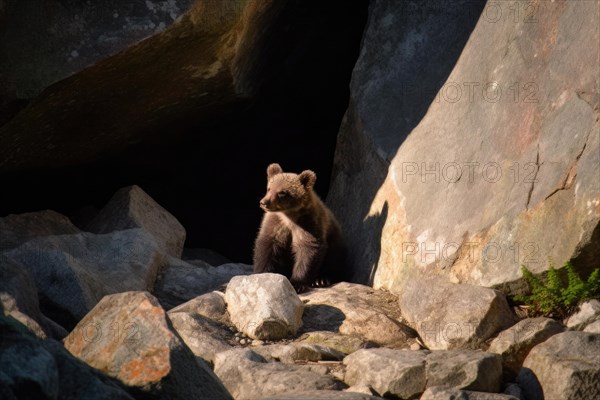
xmin=518 ymin=331 xmax=600 ymax=400
xmin=253 ymin=343 xmax=345 ymax=364
xmin=4 ymin=228 xmax=164 ymax=328
xmin=260 ymin=391 xmax=384 ymax=399
xmin=301 ymin=282 xmax=416 ymax=347
xmin=240 ymin=339 xmax=247 ymax=345
xmin=252 ymin=339 xmax=265 ymax=346
xmin=565 ymin=300 xmax=600 ymax=330
xmin=167 ymin=291 xmax=228 ymax=322
xmin=343 ymin=348 xmax=427 ymax=399
xmin=154 ymin=258 xmax=252 ymax=309
xmin=420 ymin=387 xmax=519 ymax=400
xmin=0 ymin=210 xmax=79 ymax=252
xmin=168 ymin=311 xmax=232 ymax=364
xmin=426 ymin=350 xmax=503 ymax=393
xmin=410 ymin=343 xmax=421 ymax=351
xmin=225 ymin=273 xmax=304 ymax=340
xmin=345 ymin=385 xmax=376 ymax=396
xmin=86 ymin=185 xmax=186 ymax=257
xmin=488 ymin=317 xmax=564 ymax=376
xmin=296 ymin=331 xmax=373 ymax=355
xmin=398 ymin=277 xmax=515 ymax=350
xmin=214 ymin=348 xmax=343 ymax=400
xmin=182 ymin=247 xmax=232 ymax=266
xmin=0 ymin=311 xmax=133 ymax=400
xmin=584 ymin=319 xmax=600 ymax=334
xmin=64 ymin=291 xmax=231 ymax=399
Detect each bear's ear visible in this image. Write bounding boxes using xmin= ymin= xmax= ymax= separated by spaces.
xmin=267 ymin=163 xmax=283 ymax=179
xmin=299 ymin=170 xmax=316 ymax=189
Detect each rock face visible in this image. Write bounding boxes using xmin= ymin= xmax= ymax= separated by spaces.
xmin=301 ymin=282 xmax=416 ymax=347
xmin=398 ymin=277 xmax=515 ymax=350
xmin=517 ymin=331 xmax=600 ymax=400
xmin=488 ymin=317 xmax=565 ymax=376
xmin=328 ymin=0 xmax=600 ymax=293
xmin=0 ymin=311 xmax=133 ymax=400
xmin=225 ymin=273 xmax=304 ymax=340
xmin=154 ymin=258 xmax=253 ymax=309
xmin=0 ymin=0 xmax=195 ymax=101
xmin=64 ymin=291 xmax=231 ymax=399
xmin=4 ymin=228 xmax=164 ymax=328
xmin=0 ymin=210 xmax=79 ymax=251
xmin=214 ymin=348 xmax=343 ymax=400
xmin=86 ymin=185 xmax=186 ymax=258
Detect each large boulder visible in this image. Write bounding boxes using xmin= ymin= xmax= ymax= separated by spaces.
xmin=398 ymin=277 xmax=515 ymax=350
xmin=64 ymin=291 xmax=231 ymax=399
xmin=86 ymin=185 xmax=186 ymax=258
xmin=154 ymin=258 xmax=253 ymax=309
xmin=0 ymin=310 xmax=133 ymax=400
xmin=0 ymin=210 xmax=79 ymax=252
xmin=300 ymin=282 xmax=416 ymax=347
xmin=517 ymin=331 xmax=600 ymax=400
xmin=4 ymin=228 xmax=165 ymax=328
xmin=328 ymin=0 xmax=600 ymax=293
xmin=488 ymin=317 xmax=565 ymax=376
xmin=224 ymin=273 xmax=304 ymax=340
xmin=214 ymin=348 xmax=343 ymax=400
xmin=565 ymin=299 xmax=600 ymax=330
xmin=260 ymin=392 xmax=383 ymax=400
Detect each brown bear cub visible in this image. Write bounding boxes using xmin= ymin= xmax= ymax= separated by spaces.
xmin=253 ymin=163 xmax=345 ymax=292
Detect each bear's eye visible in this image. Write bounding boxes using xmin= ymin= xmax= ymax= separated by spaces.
xmin=277 ymin=191 xmax=289 ymax=199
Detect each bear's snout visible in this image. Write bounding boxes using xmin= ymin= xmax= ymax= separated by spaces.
xmin=260 ymin=197 xmax=272 ymax=210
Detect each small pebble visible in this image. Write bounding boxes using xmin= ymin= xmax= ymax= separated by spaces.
xmin=410 ymin=342 xmax=421 ymax=351
xmin=240 ymin=339 xmax=247 ymax=345
xmin=252 ymin=340 xmax=265 ymax=346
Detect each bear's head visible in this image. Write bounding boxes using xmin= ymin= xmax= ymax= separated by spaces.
xmin=259 ymin=163 xmax=316 ymax=213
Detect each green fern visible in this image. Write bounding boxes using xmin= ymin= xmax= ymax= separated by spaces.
xmin=514 ymin=262 xmax=600 ymax=319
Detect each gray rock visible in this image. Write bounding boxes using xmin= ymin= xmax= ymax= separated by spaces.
xmin=584 ymin=319 xmax=600 ymax=334
xmin=343 ymin=348 xmax=427 ymax=399
xmin=0 ymin=210 xmax=79 ymax=252
xmin=182 ymin=248 xmax=232 ymax=266
xmin=86 ymin=185 xmax=186 ymax=258
xmin=168 ymin=311 xmax=232 ymax=364
xmin=296 ymin=331 xmax=372 ymax=355
xmin=301 ymin=282 xmax=416 ymax=347
xmin=565 ymin=300 xmax=600 ymax=330
xmin=154 ymin=258 xmax=252 ymax=309
xmin=420 ymin=387 xmax=518 ymax=400
xmin=0 ymin=255 xmax=48 ymax=338
xmin=328 ymin=0 xmax=600 ymax=296
xmin=4 ymin=228 xmax=164 ymax=328
xmin=398 ymin=277 xmax=515 ymax=350
xmin=64 ymin=291 xmax=231 ymax=399
xmin=253 ymin=343 xmax=345 ymax=364
xmin=0 ymin=310 xmax=133 ymax=400
xmin=260 ymin=391 xmax=384 ymax=400
xmin=426 ymin=350 xmax=502 ymax=393
xmin=214 ymin=348 xmax=343 ymax=400
xmin=168 ymin=290 xmax=228 ymax=322
xmin=518 ymin=331 xmax=600 ymax=400
xmin=488 ymin=317 xmax=564 ymax=376
xmin=503 ymin=383 xmax=524 ymax=400
xmin=225 ymin=273 xmax=304 ymax=340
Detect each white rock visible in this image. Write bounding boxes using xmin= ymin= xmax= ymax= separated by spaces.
xmin=224 ymin=273 xmax=303 ymax=340
xmin=565 ymin=299 xmax=600 ymax=330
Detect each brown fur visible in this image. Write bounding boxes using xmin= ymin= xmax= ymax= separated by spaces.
xmin=253 ymin=163 xmax=346 ymax=290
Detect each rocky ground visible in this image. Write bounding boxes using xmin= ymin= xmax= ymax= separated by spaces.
xmin=1 ymin=186 xmax=599 ymax=400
